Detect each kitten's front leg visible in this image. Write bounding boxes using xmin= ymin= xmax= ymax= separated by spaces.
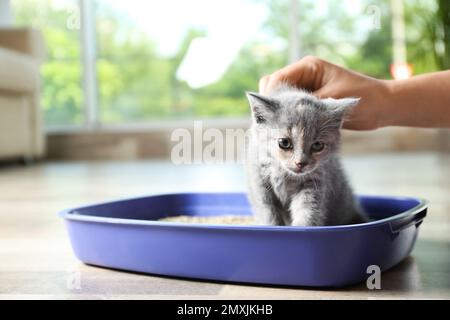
xmin=289 ymin=188 xmax=324 ymax=226
xmin=248 ymin=179 xmax=285 ymax=226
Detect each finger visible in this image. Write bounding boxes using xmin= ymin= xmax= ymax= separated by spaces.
xmin=312 ymin=86 xmax=329 ymax=99
xmin=265 ymin=56 xmax=323 ymax=93
xmin=291 ymin=56 xmax=324 ymax=91
xmin=265 ymin=72 xmax=286 ymax=94
xmin=259 ymin=75 xmax=270 ymax=94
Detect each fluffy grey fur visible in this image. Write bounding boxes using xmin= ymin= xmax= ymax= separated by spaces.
xmin=245 ymin=85 xmax=367 ymax=226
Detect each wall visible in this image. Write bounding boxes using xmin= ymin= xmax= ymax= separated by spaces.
xmin=46 ymin=125 xmax=450 ymax=160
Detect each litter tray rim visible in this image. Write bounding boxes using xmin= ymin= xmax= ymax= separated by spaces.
xmin=58 ymin=192 xmax=428 ymax=233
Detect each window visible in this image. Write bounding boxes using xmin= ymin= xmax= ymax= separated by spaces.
xmin=95 ymin=0 xmax=287 ymax=123
xmin=11 ymin=0 xmax=446 ymax=128
xmin=13 ymin=0 xmax=83 ymax=126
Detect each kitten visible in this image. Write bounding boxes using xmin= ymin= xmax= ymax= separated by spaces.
xmin=245 ymin=85 xmax=367 ymax=226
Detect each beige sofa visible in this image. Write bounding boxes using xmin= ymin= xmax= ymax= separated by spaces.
xmin=0 ymin=28 xmax=46 ymax=160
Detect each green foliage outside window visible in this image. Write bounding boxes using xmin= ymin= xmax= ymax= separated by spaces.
xmin=12 ymin=0 xmax=449 ymax=126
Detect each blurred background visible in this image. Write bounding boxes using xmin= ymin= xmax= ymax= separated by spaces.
xmin=10 ymin=0 xmax=450 ymax=121
xmin=0 ymin=0 xmax=449 ymax=299
xmin=0 ymin=0 xmax=448 ymax=160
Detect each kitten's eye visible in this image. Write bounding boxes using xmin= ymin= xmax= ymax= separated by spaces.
xmin=278 ymin=138 xmax=292 ymax=150
xmin=311 ymin=141 xmax=325 ymax=152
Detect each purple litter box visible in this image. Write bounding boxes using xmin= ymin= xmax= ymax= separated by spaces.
xmin=59 ymin=193 xmax=427 ymax=287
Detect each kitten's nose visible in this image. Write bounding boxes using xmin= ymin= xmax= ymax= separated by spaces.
xmin=295 ymin=161 xmax=308 ymax=169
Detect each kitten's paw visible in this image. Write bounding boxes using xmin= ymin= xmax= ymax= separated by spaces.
xmin=255 ymin=216 xmax=277 ymax=226
xmin=291 ymin=211 xmax=326 ymax=226
xmin=290 ymin=215 xmax=312 ymax=227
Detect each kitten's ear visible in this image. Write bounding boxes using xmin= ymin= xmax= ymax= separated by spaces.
xmin=246 ymin=92 xmax=278 ymax=124
xmin=323 ymin=97 xmax=360 ymax=114
xmin=322 ymin=97 xmax=360 ymax=126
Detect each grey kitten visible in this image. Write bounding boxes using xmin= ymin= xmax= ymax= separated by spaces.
xmin=245 ymin=85 xmax=367 ymax=226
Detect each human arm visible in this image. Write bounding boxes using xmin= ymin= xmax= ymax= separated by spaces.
xmin=259 ymin=56 xmax=450 ymax=130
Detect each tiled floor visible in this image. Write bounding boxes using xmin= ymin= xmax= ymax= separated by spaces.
xmin=0 ymin=153 xmax=449 ymax=299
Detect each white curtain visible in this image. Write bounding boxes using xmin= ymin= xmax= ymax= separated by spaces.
xmin=0 ymin=0 xmax=13 ymax=27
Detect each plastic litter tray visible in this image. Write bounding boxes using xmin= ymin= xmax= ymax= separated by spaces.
xmin=59 ymin=192 xmax=427 ymax=287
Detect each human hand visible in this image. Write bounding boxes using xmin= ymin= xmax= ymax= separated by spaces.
xmin=259 ymin=56 xmax=390 ymax=130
